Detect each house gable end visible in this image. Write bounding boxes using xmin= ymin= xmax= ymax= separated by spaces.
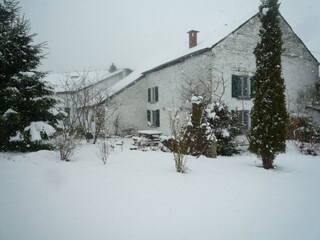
xmin=279 ymin=15 xmax=319 ymax=65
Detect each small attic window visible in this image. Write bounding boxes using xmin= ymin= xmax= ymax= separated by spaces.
xmin=71 ymin=75 xmax=79 ymax=79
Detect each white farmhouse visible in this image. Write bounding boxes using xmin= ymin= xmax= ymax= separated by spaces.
xmin=105 ymin=13 xmax=319 ymax=136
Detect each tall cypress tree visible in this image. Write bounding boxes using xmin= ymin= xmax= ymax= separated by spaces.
xmin=0 ymin=0 xmax=62 ymax=151
xmin=250 ymin=0 xmax=288 ymax=169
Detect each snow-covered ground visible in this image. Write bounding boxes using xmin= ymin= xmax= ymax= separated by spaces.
xmin=0 ymin=139 xmax=319 ymax=240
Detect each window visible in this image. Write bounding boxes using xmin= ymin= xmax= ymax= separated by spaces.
xmin=238 ymin=110 xmax=250 ymax=129
xmin=147 ymin=109 xmax=160 ymax=127
xmin=232 ymin=75 xmax=253 ymax=99
xmin=148 ymin=86 xmax=159 ymax=103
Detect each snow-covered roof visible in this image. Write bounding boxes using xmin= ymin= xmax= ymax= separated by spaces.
xmin=44 ymin=69 xmax=126 ymax=93
xmin=107 ymin=11 xmax=260 ymax=97
xmin=106 ymin=12 xmax=319 ymax=98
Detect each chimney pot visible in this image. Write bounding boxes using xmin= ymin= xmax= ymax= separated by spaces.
xmin=187 ymin=30 xmax=199 ymax=48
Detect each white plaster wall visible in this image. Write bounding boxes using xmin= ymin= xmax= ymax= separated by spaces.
xmin=108 ymin=53 xmax=213 ymax=135
xmin=145 ymin=53 xmax=213 ymax=135
xmin=210 ymin=15 xmax=319 ymax=113
xmin=281 ymin=20 xmax=319 ymax=113
xmin=210 ymin=16 xmax=259 ymax=112
xmin=106 ymin=78 xmax=147 ymax=135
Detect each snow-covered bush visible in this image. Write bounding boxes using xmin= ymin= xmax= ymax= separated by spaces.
xmin=164 ymin=97 xmax=241 ymax=158
xmin=290 ymin=116 xmax=320 ymax=156
xmin=5 ymin=121 xmax=59 ymax=152
xmin=163 ymin=97 xmax=217 ymax=159
xmin=296 ymin=142 xmax=320 ymax=156
xmin=185 ymin=96 xmax=217 ymax=158
xmin=206 ymin=103 xmax=242 ymax=156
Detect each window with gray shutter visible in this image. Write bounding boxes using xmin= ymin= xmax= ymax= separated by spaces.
xmin=149 ymin=109 xmax=160 ymax=127
xmin=232 ymin=75 xmax=240 ymax=98
xmin=232 ymin=75 xmax=251 ymax=99
xmin=148 ymin=86 xmax=159 ymax=103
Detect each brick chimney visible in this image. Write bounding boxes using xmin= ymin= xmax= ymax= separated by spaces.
xmin=187 ymin=30 xmax=199 ymax=48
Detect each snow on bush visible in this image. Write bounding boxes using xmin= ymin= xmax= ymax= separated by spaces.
xmin=3 ymin=108 xmax=18 ymax=117
xmin=24 ymin=121 xmax=56 ymax=141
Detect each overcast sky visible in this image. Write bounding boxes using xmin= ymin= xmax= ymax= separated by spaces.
xmin=19 ymin=0 xmax=320 ymax=73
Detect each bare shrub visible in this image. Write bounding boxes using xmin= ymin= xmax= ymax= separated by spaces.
xmin=98 ymin=130 xmax=112 ymax=164
xmin=167 ymin=107 xmax=189 ymax=173
xmin=54 ymin=134 xmax=77 ymax=161
xmin=99 ymin=138 xmax=109 ymax=164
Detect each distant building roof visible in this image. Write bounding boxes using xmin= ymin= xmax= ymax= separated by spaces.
xmin=44 ymin=69 xmax=129 ymax=93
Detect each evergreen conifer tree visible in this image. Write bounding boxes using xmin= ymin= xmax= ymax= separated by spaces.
xmin=0 ymin=0 xmax=63 ymax=151
xmin=109 ymin=63 xmax=117 ymax=73
xmin=250 ymin=0 xmax=288 ymax=169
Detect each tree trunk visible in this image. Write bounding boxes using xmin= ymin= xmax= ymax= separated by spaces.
xmin=262 ymin=156 xmax=274 ymax=169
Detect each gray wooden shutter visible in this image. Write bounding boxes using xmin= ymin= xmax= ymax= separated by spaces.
xmin=155 ymin=110 xmax=160 ymax=127
xmin=147 ymin=110 xmax=151 ymax=122
xmin=155 ymin=86 xmax=159 ymax=102
xmin=232 ymin=75 xmax=239 ymax=98
xmin=148 ymin=88 xmax=151 ymax=102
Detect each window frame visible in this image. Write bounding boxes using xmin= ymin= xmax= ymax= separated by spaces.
xmin=148 ymin=86 xmax=159 ymax=103
xmin=147 ymin=109 xmax=160 ymax=127
xmin=232 ymin=75 xmax=252 ymax=100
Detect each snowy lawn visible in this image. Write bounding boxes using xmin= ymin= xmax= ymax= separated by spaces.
xmin=0 ymin=139 xmax=319 ymax=240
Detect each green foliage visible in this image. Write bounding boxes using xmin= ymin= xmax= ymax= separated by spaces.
xmin=0 ymin=0 xmax=63 ymax=151
xmin=208 ymin=104 xmax=241 ymax=156
xmin=6 ymin=140 xmax=54 ymax=152
xmin=250 ymin=0 xmax=289 ymax=168
xmin=73 ymin=125 xmax=86 ymax=138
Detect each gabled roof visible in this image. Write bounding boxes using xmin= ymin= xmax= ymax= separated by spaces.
xmin=108 ymin=12 xmax=319 ymax=98
xmin=107 ymin=12 xmax=259 ymax=97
